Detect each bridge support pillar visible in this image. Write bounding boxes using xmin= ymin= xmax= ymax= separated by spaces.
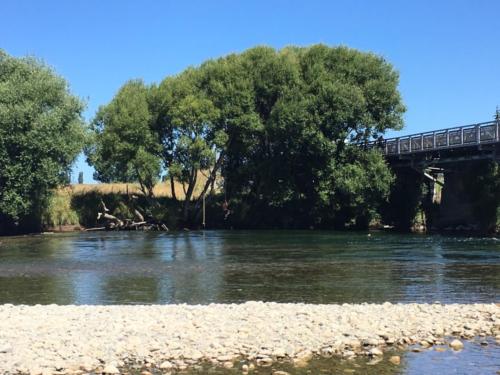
xmin=433 ymin=161 xmax=500 ymax=233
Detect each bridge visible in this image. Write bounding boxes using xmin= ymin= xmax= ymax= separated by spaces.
xmin=368 ymin=119 xmax=500 ymax=233
xmin=368 ymin=120 xmax=500 ymax=166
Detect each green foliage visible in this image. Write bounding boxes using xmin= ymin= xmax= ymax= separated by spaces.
xmin=0 ymin=50 xmax=85 ymax=232
xmin=87 ymin=45 xmax=405 ymax=228
xmin=86 ymin=80 xmax=161 ymax=197
xmin=42 ymin=192 xmax=80 ymax=228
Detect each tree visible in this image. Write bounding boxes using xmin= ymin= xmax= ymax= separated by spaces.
xmin=87 ymin=44 xmax=404 ymax=228
xmin=154 ymin=69 xmax=222 ymax=220
xmin=0 ymin=50 xmax=85 ymax=233
xmin=86 ymin=80 xmax=161 ymax=198
xmin=78 ymin=171 xmax=84 ymax=184
xmin=220 ymin=45 xmax=404 ymax=228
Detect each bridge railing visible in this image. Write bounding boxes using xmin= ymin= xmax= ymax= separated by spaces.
xmin=367 ymin=120 xmax=500 ymax=155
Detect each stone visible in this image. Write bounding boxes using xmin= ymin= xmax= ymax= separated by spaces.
xmin=0 ymin=343 xmax=12 ymax=354
xmin=102 ymin=365 xmax=119 ymax=374
xmin=420 ymin=340 xmax=432 ymax=348
xmin=241 ymin=364 xmax=249 ymax=372
xmin=223 ymin=361 xmax=233 ymax=369
xmin=389 ymin=355 xmax=400 ymax=365
xmin=273 ymin=371 xmax=291 ymax=375
xmin=449 ymin=339 xmax=464 ymax=350
xmin=256 ymin=357 xmax=273 ymax=367
xmin=369 ymin=347 xmax=383 ymax=356
xmin=159 ymin=361 xmax=174 ymax=369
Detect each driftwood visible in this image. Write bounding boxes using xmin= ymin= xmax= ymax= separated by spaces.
xmin=85 ymin=200 xmax=169 ymax=232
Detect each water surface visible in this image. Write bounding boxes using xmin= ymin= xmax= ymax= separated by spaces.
xmin=0 ymin=231 xmax=498 ymax=305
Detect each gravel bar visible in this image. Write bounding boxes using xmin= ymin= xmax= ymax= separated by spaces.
xmin=0 ymin=302 xmax=499 ymax=374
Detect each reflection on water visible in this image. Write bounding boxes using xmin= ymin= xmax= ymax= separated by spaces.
xmin=181 ymin=339 xmax=499 ymax=375
xmin=0 ymin=231 xmax=498 ymax=305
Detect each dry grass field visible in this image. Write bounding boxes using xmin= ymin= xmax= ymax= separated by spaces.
xmin=63 ymin=172 xmax=216 ymax=200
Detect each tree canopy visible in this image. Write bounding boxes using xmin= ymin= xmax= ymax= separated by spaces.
xmin=87 ymin=45 xmax=405 ymax=228
xmin=0 ymin=50 xmax=85 ymax=233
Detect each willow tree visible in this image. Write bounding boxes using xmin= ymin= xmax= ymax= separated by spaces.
xmin=0 ymin=50 xmax=85 ymax=233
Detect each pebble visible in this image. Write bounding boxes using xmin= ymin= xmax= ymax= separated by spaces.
xmin=369 ymin=347 xmax=383 ymax=356
xmin=159 ymin=361 xmax=173 ymax=369
xmin=449 ymin=339 xmax=464 ymax=350
xmin=389 ymin=355 xmax=400 ymax=365
xmin=0 ymin=302 xmax=496 ymax=374
xmin=102 ymin=365 xmax=119 ymax=374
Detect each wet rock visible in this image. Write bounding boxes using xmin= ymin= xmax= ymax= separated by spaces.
xmin=389 ymin=355 xmax=400 ymax=365
xmin=369 ymin=347 xmax=383 ymax=357
xmin=256 ymin=357 xmax=273 ymax=367
xmin=449 ymin=339 xmax=464 ymax=350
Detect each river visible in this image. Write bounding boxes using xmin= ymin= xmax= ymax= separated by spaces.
xmin=0 ymin=231 xmax=498 ymax=374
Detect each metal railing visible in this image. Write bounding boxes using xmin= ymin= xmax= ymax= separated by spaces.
xmin=368 ymin=120 xmax=500 ymax=156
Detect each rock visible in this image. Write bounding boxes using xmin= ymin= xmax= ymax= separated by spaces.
xmin=102 ymin=365 xmax=119 ymax=374
xmin=272 ymin=348 xmax=286 ymax=357
xmin=159 ymin=361 xmax=174 ymax=369
xmin=256 ymin=357 xmax=273 ymax=367
xmin=435 ymin=347 xmax=447 ymax=352
xmin=241 ymin=364 xmax=249 ymax=372
xmin=449 ymin=339 xmax=464 ymax=350
xmin=367 ymin=358 xmax=383 ymax=365
xmin=273 ymin=371 xmax=291 ymax=375
xmin=420 ymin=340 xmax=432 ymax=348
xmin=389 ymin=355 xmax=400 ymax=365
xmin=0 ymin=343 xmax=12 ymax=354
xmin=140 ymin=371 xmax=152 ymax=375
xmin=320 ymin=346 xmax=334 ymax=357
xmin=216 ymin=355 xmax=233 ymax=362
xmin=369 ymin=347 xmax=383 ymax=357
xmin=223 ymin=361 xmax=233 ymax=369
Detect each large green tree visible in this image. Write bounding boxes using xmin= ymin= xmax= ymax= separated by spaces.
xmin=220 ymin=45 xmax=404 ymax=228
xmin=87 ymin=45 xmax=404 ymax=228
xmin=0 ymin=50 xmax=85 ymax=233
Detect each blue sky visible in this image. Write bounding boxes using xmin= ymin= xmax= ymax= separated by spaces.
xmin=2 ymin=0 xmax=499 ymax=183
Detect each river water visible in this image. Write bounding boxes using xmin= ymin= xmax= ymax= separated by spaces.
xmin=0 ymin=231 xmax=499 ymax=373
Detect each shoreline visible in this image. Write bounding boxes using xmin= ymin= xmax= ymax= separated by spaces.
xmin=0 ymin=302 xmax=498 ymax=374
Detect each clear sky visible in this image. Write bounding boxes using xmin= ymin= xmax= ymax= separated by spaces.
xmin=2 ymin=0 xmax=499 ymax=183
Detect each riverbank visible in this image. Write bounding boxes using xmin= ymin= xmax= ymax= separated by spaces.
xmin=0 ymin=302 xmax=498 ymax=374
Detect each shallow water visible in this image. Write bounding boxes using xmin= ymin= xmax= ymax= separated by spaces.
xmin=0 ymin=231 xmax=498 ymax=305
xmin=0 ymin=230 xmax=499 ymax=374
xmin=180 ymin=339 xmax=499 ymax=375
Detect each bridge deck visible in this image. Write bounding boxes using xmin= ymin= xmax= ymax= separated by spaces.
xmin=369 ymin=120 xmax=500 ymax=157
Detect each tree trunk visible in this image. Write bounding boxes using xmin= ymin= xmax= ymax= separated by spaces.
xmin=170 ymin=175 xmax=177 ymax=201
xmin=182 ymin=167 xmax=198 ymax=222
